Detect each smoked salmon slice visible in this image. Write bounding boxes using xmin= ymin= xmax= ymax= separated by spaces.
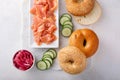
xmin=30 ymin=0 xmax=57 ymax=45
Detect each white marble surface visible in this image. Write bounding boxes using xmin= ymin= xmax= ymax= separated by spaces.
xmin=0 ymin=0 xmax=120 ymax=80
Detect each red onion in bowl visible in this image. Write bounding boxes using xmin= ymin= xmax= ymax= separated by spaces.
xmin=13 ymin=50 xmax=34 ymax=71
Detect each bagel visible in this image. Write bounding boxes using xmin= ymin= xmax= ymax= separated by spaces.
xmin=74 ymin=1 xmax=102 ymax=25
xmin=58 ymin=46 xmax=86 ymax=74
xmin=65 ymin=0 xmax=95 ymax=16
xmin=69 ymin=29 xmax=99 ymax=58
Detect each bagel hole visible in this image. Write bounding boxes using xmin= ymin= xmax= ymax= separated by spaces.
xmin=84 ymin=16 xmax=86 ymax=18
xmin=83 ymin=39 xmax=87 ymax=47
xmin=75 ymin=34 xmax=77 ymax=39
xmin=68 ymin=60 xmax=74 ymax=64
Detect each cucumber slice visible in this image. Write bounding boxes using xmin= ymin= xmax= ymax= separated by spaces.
xmin=62 ymin=28 xmax=72 ymax=37
xmin=63 ymin=21 xmax=73 ymax=26
xmin=42 ymin=57 xmax=53 ymax=64
xmin=48 ymin=49 xmax=57 ymax=59
xmin=63 ymin=24 xmax=73 ymax=30
xmin=60 ymin=16 xmax=70 ymax=25
xmin=44 ymin=60 xmax=51 ymax=69
xmin=36 ymin=60 xmax=47 ymax=70
xmin=44 ymin=51 xmax=54 ymax=59
xmin=42 ymin=54 xmax=52 ymax=59
xmin=62 ymin=13 xmax=72 ymax=20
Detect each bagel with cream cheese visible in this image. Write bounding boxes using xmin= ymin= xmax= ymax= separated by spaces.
xmin=74 ymin=1 xmax=102 ymax=25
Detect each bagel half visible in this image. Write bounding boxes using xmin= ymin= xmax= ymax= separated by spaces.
xmin=65 ymin=0 xmax=95 ymax=16
xmin=58 ymin=46 xmax=86 ymax=74
xmin=69 ymin=29 xmax=99 ymax=58
xmin=74 ymin=1 xmax=102 ymax=25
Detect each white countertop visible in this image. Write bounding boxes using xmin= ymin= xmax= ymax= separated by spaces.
xmin=0 ymin=0 xmax=120 ymax=80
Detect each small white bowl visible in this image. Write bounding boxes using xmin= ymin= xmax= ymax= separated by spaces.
xmin=13 ymin=50 xmax=35 ymax=71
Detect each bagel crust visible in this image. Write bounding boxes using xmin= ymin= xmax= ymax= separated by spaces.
xmin=65 ymin=0 xmax=95 ymax=16
xmin=58 ymin=46 xmax=86 ymax=74
xmin=69 ymin=29 xmax=99 ymax=58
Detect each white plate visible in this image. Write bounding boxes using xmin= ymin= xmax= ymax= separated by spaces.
xmin=29 ymin=0 xmax=59 ymax=48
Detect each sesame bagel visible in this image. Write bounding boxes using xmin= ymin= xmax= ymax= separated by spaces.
xmin=58 ymin=46 xmax=86 ymax=74
xmin=74 ymin=1 xmax=102 ymax=25
xmin=65 ymin=0 xmax=95 ymax=16
xmin=69 ymin=29 xmax=99 ymax=58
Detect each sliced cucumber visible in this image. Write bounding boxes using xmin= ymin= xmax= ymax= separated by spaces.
xmin=44 ymin=60 xmax=51 ymax=69
xmin=42 ymin=54 xmax=52 ymax=59
xmin=60 ymin=16 xmax=70 ymax=25
xmin=42 ymin=57 xmax=53 ymax=64
xmin=63 ymin=24 xmax=73 ymax=30
xmin=36 ymin=60 xmax=47 ymax=70
xmin=44 ymin=51 xmax=54 ymax=59
xmin=62 ymin=13 xmax=72 ymax=20
xmin=62 ymin=28 xmax=72 ymax=37
xmin=47 ymin=49 xmax=57 ymax=59
xmin=63 ymin=21 xmax=73 ymax=26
